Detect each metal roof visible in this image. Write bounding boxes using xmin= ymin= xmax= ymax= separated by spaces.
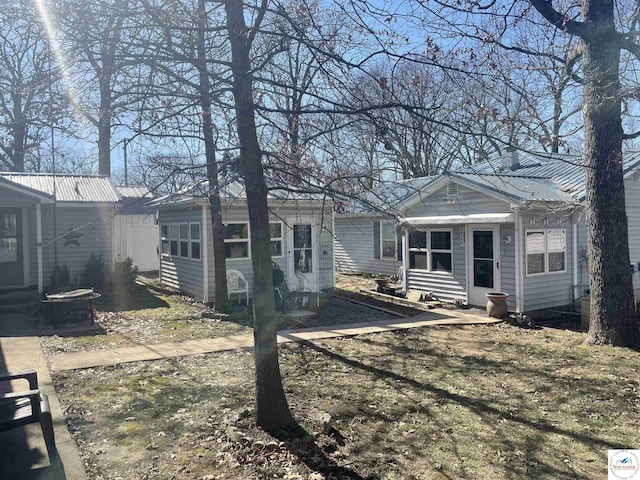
xmin=148 ymin=175 xmax=327 ymax=208
xmin=345 ymin=176 xmax=437 ymax=214
xmin=0 ymin=173 xmax=121 ymax=203
xmin=116 ymin=186 xmax=152 ymax=199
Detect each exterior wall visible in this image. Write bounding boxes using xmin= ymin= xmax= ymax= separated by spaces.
xmin=158 ymin=207 xmax=205 ymax=300
xmin=500 ymin=224 xmax=517 ymax=310
xmin=403 ymin=184 xmax=512 ymax=218
xmin=334 ymin=217 xmax=402 ymax=276
xmin=113 ymin=213 xmax=158 ymax=272
xmin=41 ymin=204 xmax=117 ymax=288
xmin=522 ymin=211 xmax=574 ymax=312
xmin=625 ymin=177 xmax=640 ymax=290
xmin=161 ymin=202 xmax=334 ymax=303
xmin=405 ymin=224 xmax=467 ymax=303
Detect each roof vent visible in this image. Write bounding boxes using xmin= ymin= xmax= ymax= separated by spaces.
xmin=504 ymin=147 xmax=520 ymax=171
xmin=447 ymin=182 xmax=459 ymax=196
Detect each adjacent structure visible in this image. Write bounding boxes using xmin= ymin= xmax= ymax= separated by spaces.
xmin=0 ymin=172 xmax=121 ymax=292
xmin=148 ymin=176 xmax=335 ymax=303
xmin=335 ymin=151 xmax=640 ymax=314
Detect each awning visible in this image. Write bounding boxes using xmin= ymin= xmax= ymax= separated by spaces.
xmin=402 ymin=212 xmax=515 ymax=226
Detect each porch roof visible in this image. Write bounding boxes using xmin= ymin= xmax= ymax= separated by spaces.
xmin=402 ymin=212 xmax=515 ymax=226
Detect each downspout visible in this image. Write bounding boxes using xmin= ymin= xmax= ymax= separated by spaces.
xmin=515 ymin=209 xmax=524 ymax=313
xmin=202 ymin=204 xmax=209 ymax=304
xmin=36 ymin=202 xmax=43 ymax=293
xmin=572 ymin=214 xmax=578 ymax=303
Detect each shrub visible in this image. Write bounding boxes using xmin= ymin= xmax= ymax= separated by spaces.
xmin=82 ymin=253 xmax=106 ymax=289
xmin=111 ymin=257 xmax=138 ymax=288
xmin=49 ymin=264 xmax=71 ymax=290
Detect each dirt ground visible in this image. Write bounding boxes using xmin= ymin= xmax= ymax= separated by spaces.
xmin=44 ymin=274 xmax=640 ymax=480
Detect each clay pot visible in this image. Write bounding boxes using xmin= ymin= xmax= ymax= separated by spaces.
xmin=486 ymin=292 xmax=509 ymax=318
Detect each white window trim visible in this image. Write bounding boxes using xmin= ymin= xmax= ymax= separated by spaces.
xmin=380 ymin=221 xmax=397 ymax=260
xmin=224 ymin=222 xmax=251 ymax=260
xmin=178 ymin=222 xmax=190 ymax=259
xmin=270 ymin=221 xmax=284 ymax=258
xmin=408 ymin=228 xmax=453 ymax=274
xmin=160 ymin=224 xmax=169 ymax=257
xmin=525 ymin=228 xmax=567 ymax=277
xmin=189 ymin=222 xmax=202 ymax=262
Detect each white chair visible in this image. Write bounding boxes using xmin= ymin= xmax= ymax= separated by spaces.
xmin=226 ymin=269 xmax=249 ymax=306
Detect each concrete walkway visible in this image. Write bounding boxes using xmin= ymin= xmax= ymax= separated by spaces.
xmin=49 ymin=308 xmax=501 ymax=372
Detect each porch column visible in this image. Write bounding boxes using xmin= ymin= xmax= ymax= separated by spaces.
xmin=36 ymin=202 xmax=43 ymax=293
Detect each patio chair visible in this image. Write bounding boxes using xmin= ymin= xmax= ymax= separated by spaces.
xmin=226 ymin=269 xmax=249 ymax=306
xmin=0 ymin=370 xmax=61 ymax=472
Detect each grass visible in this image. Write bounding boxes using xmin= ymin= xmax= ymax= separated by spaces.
xmin=51 ymin=321 xmax=640 ymax=480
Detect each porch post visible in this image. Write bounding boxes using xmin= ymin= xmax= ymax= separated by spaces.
xmin=36 ymin=202 xmax=43 ymax=293
xmin=202 ymin=204 xmax=209 ymax=303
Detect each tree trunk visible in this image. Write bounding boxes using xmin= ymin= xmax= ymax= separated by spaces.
xmin=98 ymin=74 xmax=112 ymax=176
xmin=197 ymin=0 xmax=229 ymax=313
xmin=582 ymin=0 xmax=639 ymax=346
xmin=224 ymin=0 xmax=295 ymax=432
xmin=12 ymin=91 xmax=25 ymax=171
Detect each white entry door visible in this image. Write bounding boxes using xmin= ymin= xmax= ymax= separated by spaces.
xmin=467 ymin=225 xmax=501 ymax=306
xmin=287 ymin=219 xmax=318 ymax=292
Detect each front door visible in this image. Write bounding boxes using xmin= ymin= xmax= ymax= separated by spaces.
xmin=0 ymin=208 xmax=24 ymax=288
xmin=287 ymin=220 xmax=318 ymax=292
xmin=467 ymin=226 xmax=500 ymax=306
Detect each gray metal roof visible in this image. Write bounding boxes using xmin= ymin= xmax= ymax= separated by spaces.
xmin=116 ymin=186 xmax=152 ymax=199
xmin=148 ymin=175 xmax=327 ymax=208
xmin=345 ymin=176 xmax=437 ymax=214
xmin=0 ymin=173 xmax=121 ymax=203
xmin=456 ymin=151 xmax=640 ymax=201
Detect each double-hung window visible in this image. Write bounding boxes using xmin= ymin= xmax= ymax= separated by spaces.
xmin=160 ymin=225 xmax=169 ymax=256
xmin=526 ymin=229 xmax=566 ymax=275
xmin=381 ymin=222 xmax=397 ymax=259
xmin=169 ymin=224 xmax=178 ymax=256
xmin=190 ymin=223 xmax=201 ymax=260
xmin=179 ymin=223 xmax=189 ymax=258
xmin=224 ymin=223 xmax=250 ymax=259
xmin=270 ymin=222 xmax=283 ymax=257
xmin=408 ymin=229 xmax=452 ymax=273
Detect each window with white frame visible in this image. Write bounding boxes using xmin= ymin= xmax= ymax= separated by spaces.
xmin=179 ymin=223 xmax=189 ymax=258
xmin=160 ymin=224 xmax=169 ymax=256
xmin=526 ymin=229 xmax=566 ymax=275
xmin=381 ymin=222 xmax=397 ymax=259
xmin=190 ymin=223 xmax=201 ymax=260
xmin=270 ymin=222 xmax=283 ymax=257
xmin=169 ymin=224 xmax=178 ymax=256
xmin=408 ymin=229 xmax=452 ymax=273
xmin=224 ymin=223 xmax=250 ymax=259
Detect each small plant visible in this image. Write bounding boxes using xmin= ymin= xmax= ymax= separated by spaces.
xmin=111 ymin=257 xmax=138 ymax=288
xmin=49 ymin=264 xmax=71 ymax=290
xmin=82 ymin=253 xmax=106 ymax=289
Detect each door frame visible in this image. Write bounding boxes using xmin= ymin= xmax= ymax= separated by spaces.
xmin=0 ymin=207 xmax=28 ymax=289
xmin=466 ymin=224 xmax=501 ymax=306
xmin=286 ymin=216 xmax=319 ymax=292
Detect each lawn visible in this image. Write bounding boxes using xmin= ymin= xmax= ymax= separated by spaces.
xmin=50 ymin=319 xmax=640 ymax=480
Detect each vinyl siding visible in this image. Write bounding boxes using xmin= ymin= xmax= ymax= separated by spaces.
xmin=403 ymin=184 xmax=512 ymax=218
xmin=500 ymin=224 xmax=517 ymax=310
xmin=625 ymin=178 xmax=640 ymax=290
xmin=522 ymin=213 xmax=574 ymax=312
xmin=41 ymin=204 xmax=116 ymax=288
xmin=334 ymin=217 xmax=402 ymax=276
xmin=159 ymin=208 xmax=204 ymax=300
xmin=406 ymin=224 xmax=466 ymax=303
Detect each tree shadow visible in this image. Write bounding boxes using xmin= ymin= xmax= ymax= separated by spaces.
xmin=96 ymin=283 xmax=169 ymax=312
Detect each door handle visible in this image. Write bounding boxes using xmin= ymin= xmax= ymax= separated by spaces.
xmin=497 ymin=262 xmax=499 ymax=269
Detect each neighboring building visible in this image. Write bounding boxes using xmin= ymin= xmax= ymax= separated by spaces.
xmin=335 ymin=151 xmax=640 ymax=314
xmin=113 ymin=186 xmax=158 ymax=272
xmin=0 ymin=172 xmax=121 ymax=292
xmin=148 ymin=176 xmax=335 ymax=303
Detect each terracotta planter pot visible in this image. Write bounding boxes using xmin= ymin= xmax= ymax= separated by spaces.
xmin=486 ymin=292 xmax=509 ymax=318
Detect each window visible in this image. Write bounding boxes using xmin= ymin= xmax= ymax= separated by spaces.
xmin=224 ymin=223 xmax=250 ymax=259
xmin=270 ymin=222 xmax=283 ymax=257
xmin=526 ymin=229 xmax=566 ymax=275
xmin=408 ymin=229 xmax=452 ymax=273
xmin=381 ymin=222 xmax=397 ymax=259
xmin=160 ymin=224 xmax=169 ymax=256
xmin=190 ymin=223 xmax=201 ymax=260
xmin=169 ymin=224 xmax=178 ymax=256
xmin=179 ymin=223 xmax=189 ymax=258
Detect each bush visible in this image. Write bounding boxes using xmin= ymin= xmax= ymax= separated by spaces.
xmin=82 ymin=253 xmax=106 ymax=289
xmin=111 ymin=257 xmax=138 ymax=288
xmin=49 ymin=264 xmax=71 ymax=290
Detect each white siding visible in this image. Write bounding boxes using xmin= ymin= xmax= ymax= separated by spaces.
xmin=625 ymin=178 xmax=640 ymax=290
xmin=113 ymin=214 xmax=158 ymax=272
xmin=403 ymin=184 xmax=512 ymax=218
xmin=500 ymin=224 xmax=517 ymax=310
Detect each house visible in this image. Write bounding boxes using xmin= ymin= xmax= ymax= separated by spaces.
xmin=335 ymin=151 xmax=640 ymax=314
xmin=0 ymin=172 xmax=121 ymax=293
xmin=147 ymin=176 xmax=335 ymax=304
xmin=113 ymin=186 xmax=158 ymax=272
